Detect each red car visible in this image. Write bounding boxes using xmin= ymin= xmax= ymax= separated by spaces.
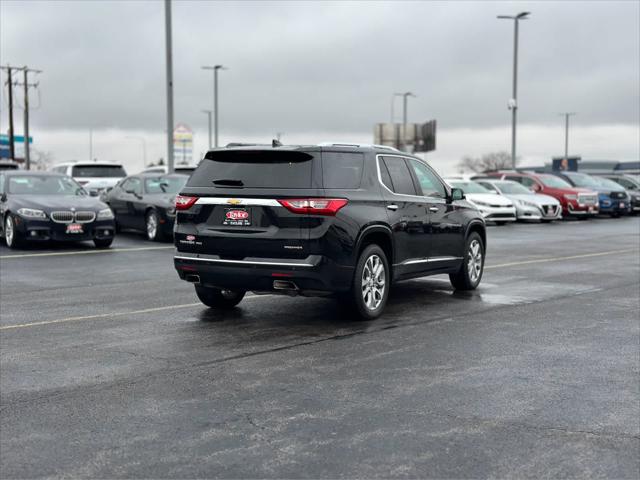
xmin=486 ymin=172 xmax=599 ymax=218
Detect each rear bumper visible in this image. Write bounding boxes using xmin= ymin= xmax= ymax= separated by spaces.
xmin=174 ymin=252 xmax=354 ymax=294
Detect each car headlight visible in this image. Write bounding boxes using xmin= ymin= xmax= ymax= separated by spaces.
xmin=564 ymin=194 xmax=577 ymax=200
xmin=97 ymin=208 xmax=114 ymax=220
xmin=17 ymin=208 xmax=47 ymax=219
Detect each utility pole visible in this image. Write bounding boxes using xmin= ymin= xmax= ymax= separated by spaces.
xmin=164 ymin=0 xmax=175 ymax=173
xmin=14 ymin=67 xmax=42 ymax=170
xmin=396 ymin=92 xmax=416 ymax=152
xmin=560 ymin=112 xmax=576 ymax=160
xmin=202 ymin=109 xmax=212 ymax=149
xmin=497 ymin=11 xmax=530 ymax=168
xmin=202 ymin=65 xmax=227 ymax=148
xmin=1 ymin=66 xmax=16 ymax=160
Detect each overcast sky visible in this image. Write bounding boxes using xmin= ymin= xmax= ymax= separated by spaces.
xmin=1 ymin=0 xmax=638 ymax=172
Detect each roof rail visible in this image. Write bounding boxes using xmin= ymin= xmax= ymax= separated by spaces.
xmin=317 ymin=142 xmax=401 ymax=152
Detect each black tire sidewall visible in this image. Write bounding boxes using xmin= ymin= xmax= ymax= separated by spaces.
xmin=350 ymin=244 xmax=390 ymax=320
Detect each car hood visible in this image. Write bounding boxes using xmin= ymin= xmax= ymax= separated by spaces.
xmin=464 ymin=193 xmax=513 ymax=206
xmin=503 ymin=193 xmax=560 ymax=205
xmin=9 ymin=195 xmax=109 ymax=212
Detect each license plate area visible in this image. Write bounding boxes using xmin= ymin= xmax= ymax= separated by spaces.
xmin=66 ymin=223 xmax=84 ymax=234
xmin=223 ymin=208 xmax=251 ymax=226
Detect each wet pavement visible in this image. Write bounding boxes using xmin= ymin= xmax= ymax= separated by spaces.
xmin=1 ymin=218 xmax=639 ymax=478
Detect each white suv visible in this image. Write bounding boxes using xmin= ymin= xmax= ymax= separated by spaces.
xmin=51 ymin=162 xmax=127 ymax=195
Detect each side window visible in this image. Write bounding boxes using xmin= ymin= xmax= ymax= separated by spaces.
xmin=322 ymin=152 xmax=364 ymax=189
xmin=408 ymin=159 xmax=446 ymax=198
xmin=381 ymin=157 xmax=417 ymax=196
xmin=520 ymin=177 xmax=535 ymax=188
xmin=123 ymin=178 xmax=142 ymax=195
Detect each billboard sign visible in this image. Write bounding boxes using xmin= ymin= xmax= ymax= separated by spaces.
xmin=373 ymin=120 xmax=436 ymax=153
xmin=173 ymin=123 xmax=193 ymax=164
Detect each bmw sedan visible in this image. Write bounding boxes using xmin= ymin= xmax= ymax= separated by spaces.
xmin=102 ymin=173 xmax=188 ymax=241
xmin=475 ymin=179 xmax=562 ymax=222
xmin=0 ymin=171 xmax=115 ymax=249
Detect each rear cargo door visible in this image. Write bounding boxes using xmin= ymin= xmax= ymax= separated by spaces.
xmin=177 ymin=150 xmax=321 ymax=259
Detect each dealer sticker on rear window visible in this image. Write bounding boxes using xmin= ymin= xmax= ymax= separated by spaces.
xmin=223 ymin=208 xmax=251 ymax=226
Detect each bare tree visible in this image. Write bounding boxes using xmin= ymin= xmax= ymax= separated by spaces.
xmin=458 ymin=151 xmax=513 ymax=173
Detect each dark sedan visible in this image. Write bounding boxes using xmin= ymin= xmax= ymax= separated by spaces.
xmin=102 ymin=173 xmax=187 ymax=241
xmin=0 ymin=171 xmax=115 ymax=249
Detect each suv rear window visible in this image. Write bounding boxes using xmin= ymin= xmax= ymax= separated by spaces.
xmin=322 ymin=152 xmax=364 ymax=189
xmin=72 ymin=165 xmax=126 ymax=178
xmin=189 ymin=150 xmax=314 ymax=189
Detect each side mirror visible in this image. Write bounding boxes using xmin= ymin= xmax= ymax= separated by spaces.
xmin=450 ymin=188 xmax=465 ymax=201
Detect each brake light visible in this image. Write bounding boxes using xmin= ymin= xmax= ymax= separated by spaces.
xmin=278 ymin=198 xmax=348 ymax=216
xmin=175 ymin=195 xmax=198 ymax=210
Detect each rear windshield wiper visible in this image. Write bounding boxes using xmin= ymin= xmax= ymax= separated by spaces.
xmin=212 ymin=179 xmax=244 ymax=187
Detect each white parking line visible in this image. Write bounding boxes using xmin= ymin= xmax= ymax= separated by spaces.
xmin=485 ymin=248 xmax=637 ymax=269
xmin=0 ymin=245 xmax=174 ymax=259
xmin=0 ymin=248 xmax=637 ymax=331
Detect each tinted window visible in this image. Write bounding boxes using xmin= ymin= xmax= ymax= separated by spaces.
xmin=189 ymin=151 xmax=314 ymax=189
xmin=408 ymin=159 xmax=446 ymax=198
xmin=322 ymin=152 xmax=364 ymax=189
xmin=8 ymin=175 xmax=86 ymax=195
xmin=381 ymin=157 xmax=416 ymax=195
xmin=145 ymin=176 xmax=187 ymax=194
xmin=122 ymin=177 xmax=142 ymax=195
xmin=72 ymin=165 xmax=126 ymax=178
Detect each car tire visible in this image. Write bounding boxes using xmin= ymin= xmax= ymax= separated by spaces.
xmin=4 ymin=214 xmax=23 ymax=249
xmin=449 ymin=232 xmax=484 ymax=291
xmin=94 ymin=238 xmax=113 ymax=248
xmin=345 ymin=244 xmax=390 ymax=320
xmin=195 ymin=286 xmax=245 ymax=309
xmin=145 ymin=210 xmax=164 ymax=242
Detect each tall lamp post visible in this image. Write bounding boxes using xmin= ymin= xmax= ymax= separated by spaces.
xmin=202 ymin=64 xmax=227 ymax=148
xmin=559 ymin=112 xmax=576 ymax=160
xmin=202 ymin=109 xmax=212 ymax=150
xmin=125 ymin=135 xmax=148 ymax=168
xmin=497 ymin=11 xmax=530 ymax=168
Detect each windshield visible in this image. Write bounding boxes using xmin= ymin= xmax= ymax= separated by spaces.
xmin=595 ymin=177 xmax=625 ymax=190
xmin=8 ymin=175 xmax=86 ymax=195
xmin=145 ymin=176 xmax=188 ymax=194
xmin=564 ymin=173 xmax=600 ymax=188
xmin=495 ymin=181 xmax=532 ymax=194
xmin=72 ymin=165 xmax=126 ymax=178
xmin=448 ymin=180 xmax=492 ymax=194
xmin=539 ymin=175 xmax=572 ymax=188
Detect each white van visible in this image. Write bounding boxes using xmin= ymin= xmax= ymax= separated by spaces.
xmin=51 ymin=161 xmax=127 ymax=195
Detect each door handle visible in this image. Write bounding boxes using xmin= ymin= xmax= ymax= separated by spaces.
xmin=387 ymin=204 xmax=398 ymax=211
xmin=429 ymin=206 xmax=439 ymax=212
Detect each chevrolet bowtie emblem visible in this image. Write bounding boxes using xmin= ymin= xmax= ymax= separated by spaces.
xmin=227 ymin=198 xmax=242 ymax=205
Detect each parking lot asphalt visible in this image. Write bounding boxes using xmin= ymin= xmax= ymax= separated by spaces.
xmin=1 ymin=217 xmax=639 ymax=478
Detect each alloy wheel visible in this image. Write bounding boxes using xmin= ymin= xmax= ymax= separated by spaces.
xmin=467 ymin=239 xmax=483 ymax=283
xmin=146 ymin=212 xmax=158 ymax=240
xmin=5 ymin=216 xmax=14 ymax=247
xmin=361 ymin=254 xmax=386 ymax=311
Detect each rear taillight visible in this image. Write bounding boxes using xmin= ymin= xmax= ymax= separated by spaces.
xmin=175 ymin=195 xmax=198 ymax=210
xmin=278 ymin=198 xmax=348 ymax=216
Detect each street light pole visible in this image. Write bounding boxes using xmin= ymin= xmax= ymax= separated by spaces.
xmin=202 ymin=110 xmax=212 ymax=150
xmin=202 ymin=65 xmax=227 ymax=148
xmin=559 ymin=112 xmax=576 ymax=160
xmin=164 ymin=0 xmax=175 ymax=173
xmin=498 ymin=11 xmax=530 ymax=168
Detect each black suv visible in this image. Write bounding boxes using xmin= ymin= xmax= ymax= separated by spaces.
xmin=173 ymin=144 xmax=486 ymax=319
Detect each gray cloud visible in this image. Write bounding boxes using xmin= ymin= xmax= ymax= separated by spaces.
xmin=1 ymin=0 xmax=638 ymax=135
